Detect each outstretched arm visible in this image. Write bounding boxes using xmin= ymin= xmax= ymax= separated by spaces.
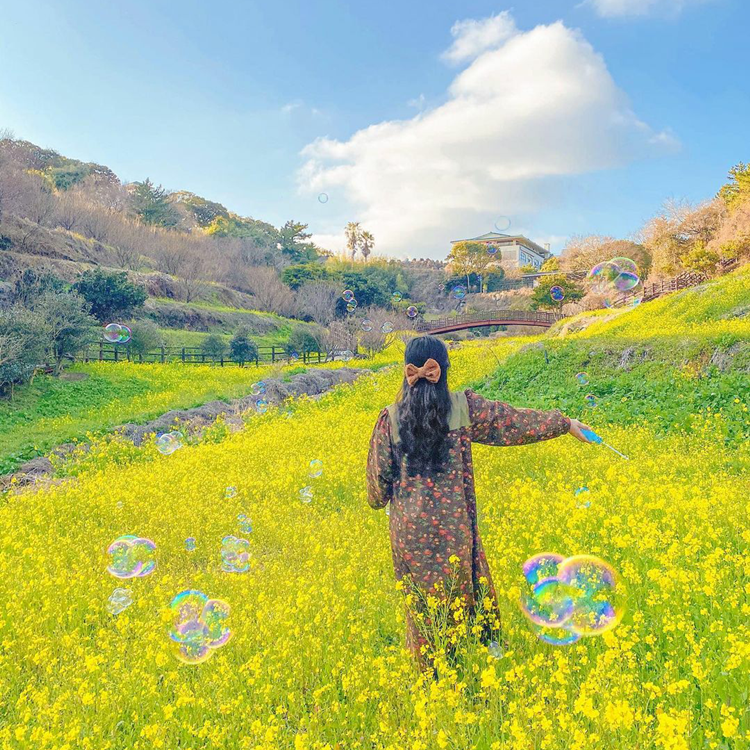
xmin=367 ymin=409 xmax=395 ymax=509
xmin=466 ymin=389 xmax=591 ymax=446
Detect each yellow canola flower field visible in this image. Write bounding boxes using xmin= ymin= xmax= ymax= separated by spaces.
xmin=0 ymin=339 xmax=748 ymax=750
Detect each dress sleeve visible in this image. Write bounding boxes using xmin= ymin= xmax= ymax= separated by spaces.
xmin=465 ymin=389 xmax=571 ymax=447
xmin=367 ymin=408 xmax=395 ymax=509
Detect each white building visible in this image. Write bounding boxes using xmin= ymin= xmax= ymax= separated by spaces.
xmin=451 ymin=232 xmax=551 ymax=270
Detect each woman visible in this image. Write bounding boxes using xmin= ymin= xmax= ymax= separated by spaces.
xmin=366 ymin=335 xmax=593 ymax=669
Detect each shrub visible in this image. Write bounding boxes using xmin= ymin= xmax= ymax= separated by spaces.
xmin=286 ymin=326 xmax=321 ymax=356
xmin=229 ymin=326 xmax=258 ymax=366
xmin=201 ymin=333 xmax=227 ymax=361
xmin=73 ymin=269 xmax=147 ymax=323
xmin=128 ymin=320 xmax=164 ymax=356
xmin=35 ymin=292 xmax=98 ymax=374
xmin=0 ymin=306 xmax=46 ymax=395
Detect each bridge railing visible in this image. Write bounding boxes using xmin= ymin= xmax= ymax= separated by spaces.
xmin=415 ymin=309 xmax=561 ymax=332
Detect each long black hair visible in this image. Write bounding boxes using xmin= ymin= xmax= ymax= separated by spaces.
xmin=397 ymin=335 xmax=452 ymax=477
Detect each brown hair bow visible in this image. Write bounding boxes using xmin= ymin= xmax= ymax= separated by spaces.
xmin=404 ymin=358 xmax=442 ymax=387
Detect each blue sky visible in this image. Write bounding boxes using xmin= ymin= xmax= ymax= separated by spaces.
xmin=1 ymin=0 xmax=748 ymax=258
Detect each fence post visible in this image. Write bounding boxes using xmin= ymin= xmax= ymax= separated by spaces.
xmin=220 ymin=356 xmax=224 ymax=367
xmin=181 ymin=347 xmax=186 ymax=363
xmin=99 ymin=342 xmax=104 ymax=361
xmin=114 ymin=346 xmax=119 ymax=362
xmin=160 ymin=346 xmax=165 ymax=364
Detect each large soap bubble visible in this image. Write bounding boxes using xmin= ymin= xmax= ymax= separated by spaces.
xmin=155 ymin=431 xmax=183 ymax=455
xmin=587 ymin=258 xmax=643 ymax=307
xmin=518 ymin=553 xmax=625 ymax=644
xmin=169 ymin=590 xmax=232 ymax=664
xmin=107 ymin=587 xmax=133 ymax=615
xmin=103 ymin=323 xmax=131 ymax=344
xmin=107 ymin=535 xmax=157 ymax=579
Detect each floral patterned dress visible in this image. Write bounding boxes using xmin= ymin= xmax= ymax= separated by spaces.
xmin=366 ymin=389 xmax=570 ymax=663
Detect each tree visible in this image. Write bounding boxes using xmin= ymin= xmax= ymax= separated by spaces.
xmin=229 ymin=327 xmax=258 ymax=366
xmin=540 ymin=256 xmax=560 ymax=272
xmin=680 ymin=242 xmax=720 ymax=275
xmin=360 ymin=230 xmax=374 ymax=262
xmin=345 ymin=222 xmax=361 ymax=261
xmin=446 ymin=241 xmax=498 ymax=293
xmin=295 ymin=281 xmax=339 ymax=326
xmin=718 ymin=162 xmax=750 ymax=210
xmin=278 ymin=220 xmax=318 ymax=263
xmin=13 ymin=269 xmax=65 ymax=306
xmin=130 ymin=179 xmax=179 ymax=228
xmin=286 ymin=326 xmax=321 ymax=356
xmin=244 ymin=267 xmax=295 ymax=316
xmin=201 ymin=333 xmax=227 ymax=361
xmin=73 ymin=269 xmax=147 ymax=322
xmin=281 ymin=263 xmax=330 ymax=290
xmin=35 ymin=292 xmax=98 ymax=374
xmin=530 ymin=275 xmax=584 ymax=312
xmin=128 ymin=320 xmax=163 ymax=356
xmin=0 ymin=306 xmax=46 ymax=396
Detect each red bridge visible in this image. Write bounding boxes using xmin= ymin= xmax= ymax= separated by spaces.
xmin=415 ymin=309 xmax=562 ymax=335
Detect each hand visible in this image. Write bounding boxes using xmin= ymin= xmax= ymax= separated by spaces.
xmin=568 ymin=418 xmax=596 ymax=443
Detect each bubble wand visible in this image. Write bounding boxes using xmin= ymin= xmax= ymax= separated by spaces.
xmin=581 ymin=428 xmax=630 ymax=461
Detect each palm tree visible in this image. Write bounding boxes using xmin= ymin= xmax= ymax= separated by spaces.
xmin=360 ymin=230 xmax=374 ymax=262
xmin=345 ymin=222 xmax=361 ymax=261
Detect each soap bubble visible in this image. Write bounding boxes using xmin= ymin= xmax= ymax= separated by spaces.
xmin=107 ymin=535 xmax=157 ymax=579
xmin=342 ymin=289 xmax=355 ymax=302
xmin=299 ymin=486 xmax=313 ymax=504
xmin=361 ymin=319 xmax=373 ymax=332
xmin=587 ymin=258 xmax=642 ymax=308
xmin=550 ymin=285 xmax=565 ymax=302
xmin=169 ymin=590 xmax=232 ymax=664
xmin=381 ymin=322 xmax=393 ymax=334
xmin=584 ymin=394 xmax=598 ymax=408
xmin=308 ymin=459 xmax=323 ymax=478
xmin=406 ymin=306 xmax=418 ymax=318
xmin=221 ymin=535 xmax=250 ymax=573
xmin=155 ymin=431 xmax=183 ymax=456
xmin=575 ymin=372 xmax=589 ymax=386
xmin=346 ymin=300 xmax=358 ymax=312
xmin=225 ymin=486 xmax=237 ymax=499
xmin=391 ymin=291 xmax=403 ymax=303
xmin=237 ymin=514 xmax=253 ymax=534
xmin=255 ymin=399 xmax=268 ymax=414
xmin=574 ymin=487 xmax=591 ymax=509
xmin=487 ymin=245 xmax=499 ymax=256
xmin=519 ymin=553 xmax=625 ymax=644
xmin=107 ymin=587 xmax=132 ymax=615
xmin=488 ymin=641 xmax=505 ymax=659
xmin=185 ymin=537 xmax=196 ymax=552
xmin=250 ymin=381 xmax=266 ymax=396
xmin=103 ymin=323 xmax=122 ymax=343
xmin=117 ymin=325 xmax=132 ymax=343
xmin=318 ymin=192 xmax=329 ymax=204
xmin=452 ymin=285 xmax=466 ymax=300
xmin=494 ymin=216 xmax=511 ymax=232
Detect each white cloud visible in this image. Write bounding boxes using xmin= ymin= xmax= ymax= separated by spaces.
xmin=281 ymin=101 xmax=303 ymax=114
xmin=586 ymin=0 xmax=716 ymax=18
xmin=299 ymin=15 xmax=678 ymax=259
xmin=441 ymin=12 xmax=517 ymax=65
xmin=407 ymin=93 xmax=426 ymax=110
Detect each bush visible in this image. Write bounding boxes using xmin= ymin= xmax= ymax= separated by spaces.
xmin=286 ymin=326 xmax=321 ymax=356
xmin=127 ymin=320 xmax=164 ymax=356
xmin=73 ymin=269 xmax=147 ymax=323
xmin=229 ymin=326 xmax=258 ymax=366
xmin=0 ymin=306 xmax=46 ymax=395
xmin=201 ymin=333 xmax=227 ymax=361
xmin=13 ymin=269 xmax=65 ymax=306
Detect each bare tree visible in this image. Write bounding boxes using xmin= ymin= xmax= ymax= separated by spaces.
xmin=244 ymin=266 xmax=295 ymax=316
xmin=295 ymin=280 xmax=339 ymax=326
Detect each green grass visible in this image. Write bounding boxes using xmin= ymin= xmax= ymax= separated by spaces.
xmin=0 ymin=362 xmax=274 ymax=475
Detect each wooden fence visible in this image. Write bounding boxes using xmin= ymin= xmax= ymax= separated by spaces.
xmin=77 ymin=343 xmax=327 ymax=366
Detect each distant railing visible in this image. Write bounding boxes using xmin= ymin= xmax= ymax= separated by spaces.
xmin=77 ymin=343 xmax=327 ymax=366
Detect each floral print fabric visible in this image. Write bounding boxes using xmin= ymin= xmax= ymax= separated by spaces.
xmin=366 ymin=389 xmax=571 ymax=663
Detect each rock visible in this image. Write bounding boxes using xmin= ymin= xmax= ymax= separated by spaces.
xmin=18 ymin=456 xmax=54 ymax=475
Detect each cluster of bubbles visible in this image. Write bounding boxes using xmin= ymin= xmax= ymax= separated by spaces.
xmin=107 ymin=587 xmax=132 ymax=615
xmin=169 ymin=590 xmax=231 ymax=664
xmin=550 ymin=285 xmax=565 ymax=302
xmin=155 ymin=431 xmax=184 ymax=455
xmin=341 ymin=289 xmax=358 ymax=313
xmin=250 ymin=382 xmax=268 ymax=413
xmin=587 ymin=257 xmax=643 ymax=308
xmin=221 ymin=535 xmax=251 ymax=573
xmin=107 ymin=535 xmax=157 ymax=579
xmin=237 ymin=513 xmax=253 ymax=534
xmin=103 ymin=323 xmax=132 ymax=344
xmin=519 ymin=553 xmax=625 ymax=645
